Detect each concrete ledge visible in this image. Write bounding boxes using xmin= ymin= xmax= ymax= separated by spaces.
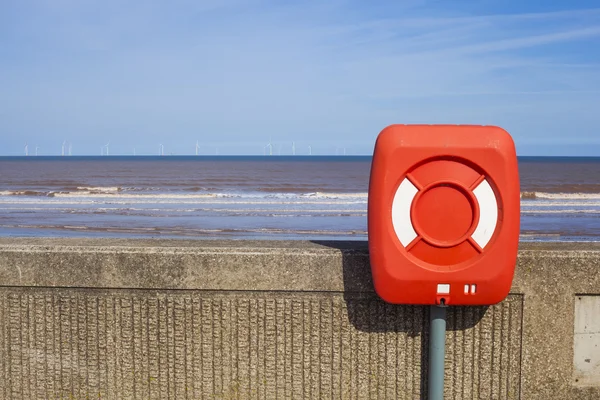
xmin=0 ymin=239 xmax=598 ymax=399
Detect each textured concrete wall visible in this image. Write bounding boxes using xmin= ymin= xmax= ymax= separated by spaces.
xmin=0 ymin=239 xmax=598 ymax=400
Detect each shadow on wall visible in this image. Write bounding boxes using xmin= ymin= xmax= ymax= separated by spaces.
xmin=312 ymin=240 xmax=489 ymax=399
xmin=312 ymin=240 xmax=488 ymax=333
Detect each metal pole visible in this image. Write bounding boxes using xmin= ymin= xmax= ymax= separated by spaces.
xmin=428 ymin=304 xmax=447 ymax=400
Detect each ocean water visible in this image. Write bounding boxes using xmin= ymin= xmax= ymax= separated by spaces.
xmin=0 ymin=156 xmax=598 ymax=241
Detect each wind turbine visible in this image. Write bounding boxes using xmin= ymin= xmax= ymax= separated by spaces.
xmin=266 ymin=137 xmax=273 ymax=156
xmin=24 ymin=143 xmax=28 ymax=156
xmin=133 ymin=148 xmax=136 ymax=156
xmin=308 ymin=145 xmax=312 ymax=156
xmin=195 ymin=141 xmax=200 ymax=156
xmin=159 ymin=144 xmax=164 ymax=156
xmin=105 ymin=142 xmax=110 ymax=156
xmin=35 ymin=146 xmax=39 ymax=156
xmin=292 ymin=142 xmax=296 ymax=156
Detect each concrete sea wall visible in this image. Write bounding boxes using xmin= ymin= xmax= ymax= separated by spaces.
xmin=0 ymin=238 xmax=598 ymax=399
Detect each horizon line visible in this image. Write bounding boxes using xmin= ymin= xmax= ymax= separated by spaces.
xmin=0 ymin=154 xmax=598 ymax=159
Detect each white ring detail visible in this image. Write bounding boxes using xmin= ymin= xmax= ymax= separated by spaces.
xmin=391 ymin=177 xmax=499 ymax=249
xmin=391 ymin=178 xmax=418 ymax=246
xmin=471 ymin=179 xmax=498 ymax=248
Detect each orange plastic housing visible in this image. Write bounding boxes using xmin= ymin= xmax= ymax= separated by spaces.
xmin=368 ymin=125 xmax=520 ymax=305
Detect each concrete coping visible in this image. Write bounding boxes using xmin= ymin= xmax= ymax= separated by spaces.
xmin=0 ymin=238 xmax=599 ymax=293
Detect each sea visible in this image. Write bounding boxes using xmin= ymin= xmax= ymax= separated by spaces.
xmin=0 ymin=156 xmax=598 ymax=242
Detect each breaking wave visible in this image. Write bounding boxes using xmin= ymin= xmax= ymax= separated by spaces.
xmin=521 ymin=192 xmax=600 ymax=200
xmin=2 ymin=187 xmax=600 ymax=204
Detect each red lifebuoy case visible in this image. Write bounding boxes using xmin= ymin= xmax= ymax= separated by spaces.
xmin=368 ymin=125 xmax=520 ymax=305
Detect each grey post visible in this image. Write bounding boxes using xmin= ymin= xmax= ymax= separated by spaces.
xmin=428 ymin=304 xmax=447 ymax=400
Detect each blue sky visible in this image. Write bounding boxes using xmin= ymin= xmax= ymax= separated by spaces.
xmin=1 ymin=0 xmax=599 ymax=156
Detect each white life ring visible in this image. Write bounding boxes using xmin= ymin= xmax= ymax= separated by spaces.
xmin=391 ymin=177 xmax=498 ymax=249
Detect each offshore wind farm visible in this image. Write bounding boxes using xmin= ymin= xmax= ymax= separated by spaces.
xmin=15 ymin=139 xmax=349 ymax=157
